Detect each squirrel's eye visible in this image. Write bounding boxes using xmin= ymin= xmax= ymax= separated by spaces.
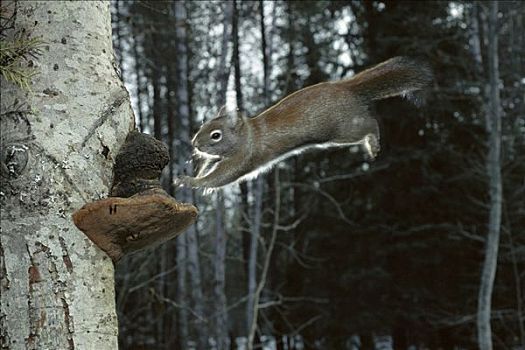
xmin=210 ymin=130 xmax=222 ymax=141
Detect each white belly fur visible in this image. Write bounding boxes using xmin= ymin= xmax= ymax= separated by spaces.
xmin=234 ymin=137 xmax=370 ymax=185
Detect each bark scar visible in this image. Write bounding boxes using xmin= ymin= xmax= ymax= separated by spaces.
xmin=58 ymin=236 xmax=73 ymax=274
xmin=81 ymin=91 xmax=128 ymax=148
xmin=61 ymin=296 xmax=75 ymax=350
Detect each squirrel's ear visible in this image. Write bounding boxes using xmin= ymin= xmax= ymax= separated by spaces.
xmin=227 ymin=109 xmax=245 ymax=128
xmin=213 ymin=105 xmax=227 ymax=120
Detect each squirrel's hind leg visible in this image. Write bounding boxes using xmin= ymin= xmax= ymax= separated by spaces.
xmin=363 ymin=133 xmax=380 ymax=159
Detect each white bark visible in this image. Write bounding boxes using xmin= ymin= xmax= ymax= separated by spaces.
xmin=1 ymin=1 xmax=134 ymax=349
xmin=477 ymin=2 xmax=503 ymax=350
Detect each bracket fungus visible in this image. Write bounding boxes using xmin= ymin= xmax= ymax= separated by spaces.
xmin=73 ymin=131 xmax=197 ymax=262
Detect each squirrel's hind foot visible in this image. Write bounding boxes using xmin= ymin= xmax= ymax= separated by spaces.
xmin=363 ymin=133 xmax=380 ymax=159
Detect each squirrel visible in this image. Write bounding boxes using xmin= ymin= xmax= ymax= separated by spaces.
xmin=175 ymin=56 xmax=432 ymax=189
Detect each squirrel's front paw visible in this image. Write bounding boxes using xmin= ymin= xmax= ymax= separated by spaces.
xmin=174 ymin=176 xmax=194 ymax=188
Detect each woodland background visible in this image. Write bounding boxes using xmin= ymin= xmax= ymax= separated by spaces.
xmin=109 ymin=1 xmax=524 ymax=349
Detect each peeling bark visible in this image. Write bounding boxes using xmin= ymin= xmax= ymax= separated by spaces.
xmin=1 ymin=1 xmax=134 ymax=349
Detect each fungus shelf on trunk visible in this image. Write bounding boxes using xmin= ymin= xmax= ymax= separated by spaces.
xmin=72 ymin=131 xmax=197 ymax=262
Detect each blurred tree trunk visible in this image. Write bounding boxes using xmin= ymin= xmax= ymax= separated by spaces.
xmin=173 ymin=1 xmax=207 ymax=348
xmin=112 ymin=0 xmax=125 ymax=77
xmin=152 ymin=64 xmax=162 ymax=140
xmin=232 ymin=0 xmax=243 ymax=114
xmin=246 ymin=3 xmax=271 ymax=349
xmin=0 ymin=1 xmax=134 ymax=349
xmin=231 ymin=0 xmax=249 ymax=280
xmin=214 ymin=2 xmax=234 ymax=349
xmin=505 ymin=206 xmax=525 ymax=347
xmin=245 ymin=0 xmax=268 ymax=340
xmin=151 ymin=50 xmax=167 ymax=350
xmin=360 ymin=333 xmax=375 ymax=350
xmin=173 ymin=2 xmax=189 ymax=348
xmin=167 ymin=66 xmax=176 ymax=197
xmin=477 ymin=2 xmax=502 ymax=350
xmin=147 ymin=24 xmax=167 ymax=345
xmin=175 ymin=233 xmax=189 ymax=349
xmin=214 ymin=193 xmax=229 ymax=349
xmin=131 ymin=19 xmax=145 ymax=132
xmin=231 ymin=1 xmax=250 ymax=270
xmin=231 ymin=0 xmax=251 ymax=334
xmin=363 ymin=0 xmax=378 ymax=60
xmin=216 ymin=1 xmax=233 ymax=108
xmin=506 ymin=5 xmax=525 ymax=346
xmin=260 ymin=0 xmax=270 ymax=108
xmin=246 ymin=178 xmax=263 ymax=340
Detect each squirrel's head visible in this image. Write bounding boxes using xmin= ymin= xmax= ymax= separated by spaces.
xmin=191 ymin=107 xmax=246 ymax=158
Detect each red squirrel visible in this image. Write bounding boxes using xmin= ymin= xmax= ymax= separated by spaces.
xmin=175 ymin=57 xmax=432 ymax=189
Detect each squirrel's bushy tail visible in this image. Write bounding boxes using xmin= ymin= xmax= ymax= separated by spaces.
xmin=344 ymin=57 xmax=433 ymax=103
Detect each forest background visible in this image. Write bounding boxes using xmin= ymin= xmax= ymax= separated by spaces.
xmin=109 ymin=1 xmax=524 ymax=349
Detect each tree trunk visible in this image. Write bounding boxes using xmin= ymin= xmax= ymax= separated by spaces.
xmin=232 ymin=0 xmax=244 ymax=114
xmin=112 ymin=0 xmax=124 ymax=78
xmin=131 ymin=20 xmax=145 ymax=132
xmin=243 ymin=0 xmax=265 ymax=340
xmin=152 ymin=63 xmax=163 ymax=140
xmin=232 ymin=0 xmax=250 ymax=289
xmin=246 ymin=178 xmax=263 ymax=340
xmin=1 ymin=1 xmax=133 ymax=349
xmin=176 ymin=233 xmax=189 ymax=349
xmin=173 ymin=1 xmax=207 ymax=348
xmin=214 ymin=192 xmax=229 ymax=350
xmin=216 ymin=1 xmax=233 ymax=108
xmin=247 ymin=171 xmax=280 ymax=350
xmin=477 ymin=2 xmax=503 ymax=350
xmin=214 ymin=2 xmax=234 ymax=349
xmin=173 ymin=1 xmax=189 ymax=348
xmin=150 ymin=40 xmax=166 ymax=349
xmin=246 ymin=3 xmax=270 ymax=348
xmin=505 ymin=206 xmax=525 ymax=348
xmin=185 ymin=226 xmax=206 ymax=347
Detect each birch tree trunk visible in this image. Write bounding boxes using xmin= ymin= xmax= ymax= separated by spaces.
xmin=1 ymin=1 xmax=134 ymax=349
xmin=477 ymin=2 xmax=503 ymax=350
